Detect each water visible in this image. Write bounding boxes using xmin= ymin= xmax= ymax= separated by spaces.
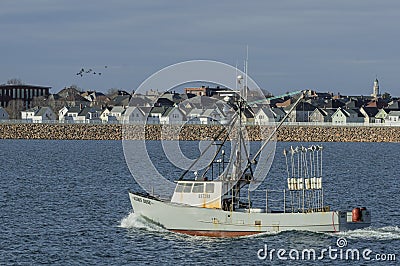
xmin=0 ymin=140 xmax=398 ymax=265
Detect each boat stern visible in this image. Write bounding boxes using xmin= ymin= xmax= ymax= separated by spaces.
xmin=337 ymin=207 xmax=371 ymax=231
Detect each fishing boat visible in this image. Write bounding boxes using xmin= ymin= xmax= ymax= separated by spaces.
xmin=128 ymin=75 xmax=371 ymax=237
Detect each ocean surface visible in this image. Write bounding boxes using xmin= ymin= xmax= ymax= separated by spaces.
xmin=0 ymin=140 xmax=399 ymax=265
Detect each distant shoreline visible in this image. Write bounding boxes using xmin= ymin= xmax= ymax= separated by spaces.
xmin=0 ymin=124 xmax=399 ymax=142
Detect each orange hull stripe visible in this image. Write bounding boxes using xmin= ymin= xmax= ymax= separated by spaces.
xmin=171 ymin=229 xmax=261 ymax=237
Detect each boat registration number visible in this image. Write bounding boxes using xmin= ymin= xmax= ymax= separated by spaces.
xmin=198 ymin=193 xmax=211 ymax=199
xmin=133 ymin=196 xmax=152 ymax=205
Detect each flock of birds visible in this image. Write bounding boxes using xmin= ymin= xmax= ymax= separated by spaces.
xmin=76 ymin=66 xmax=108 ymax=77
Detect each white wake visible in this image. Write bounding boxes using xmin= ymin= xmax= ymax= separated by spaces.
xmin=330 ymin=226 xmax=400 ymax=240
xmin=119 ymin=212 xmax=167 ymax=232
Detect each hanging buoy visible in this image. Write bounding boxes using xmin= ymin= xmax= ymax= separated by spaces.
xmin=305 ymin=178 xmax=311 ymax=190
xmin=311 ymin=177 xmax=317 ymax=189
xmin=297 ymin=178 xmax=304 ymax=190
xmin=291 ymin=178 xmax=297 ymax=190
xmin=287 ymin=178 xmax=292 ymax=190
xmin=317 ymin=178 xmax=322 ymax=189
xmin=352 ymin=207 xmax=362 ymax=222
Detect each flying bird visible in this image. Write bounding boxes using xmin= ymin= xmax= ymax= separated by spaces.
xmin=76 ymin=66 xmax=105 ymax=77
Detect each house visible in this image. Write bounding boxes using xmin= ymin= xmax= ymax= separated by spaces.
xmin=58 ymin=106 xmax=69 ymax=121
xmin=200 ymin=108 xmax=224 ymax=125
xmin=365 ymin=98 xmax=388 ymax=109
xmin=99 ymin=107 xmax=112 ymax=123
xmin=76 ymin=107 xmax=102 ymax=123
xmin=145 ymin=89 xmax=163 ymax=101
xmin=344 ymin=108 xmax=364 ymax=123
xmin=185 ymin=107 xmax=224 ymax=125
xmin=21 ymin=106 xmax=56 ymax=123
xmin=385 ymin=111 xmax=400 ymax=124
xmin=160 ymin=107 xmax=186 ymax=124
xmin=59 ymin=106 xmax=101 ymax=123
xmin=374 ymin=108 xmax=400 ymax=123
xmin=142 ymin=106 xmax=186 ymax=124
xmin=270 ymin=107 xmax=287 ymax=122
xmin=155 ymin=97 xmax=175 ymax=107
xmin=186 ymin=108 xmax=203 ymax=123
xmin=57 ymin=87 xmax=90 ymax=107
xmin=276 ymin=98 xmax=292 ymax=108
xmin=81 ymin=91 xmax=110 ymax=106
xmin=331 ymin=108 xmax=364 ymax=125
xmin=284 ymin=101 xmax=316 ymax=122
xmin=147 ymin=107 xmax=164 ymax=124
xmin=184 ymin=86 xmax=226 ymax=97
xmin=184 ymin=95 xmax=219 ymax=110
xmin=108 ymin=95 xmax=131 ymax=107
xmin=387 ymin=100 xmax=400 ymax=109
xmin=122 ymin=106 xmax=149 ymax=124
xmin=331 ymin=108 xmax=348 ymax=124
xmin=309 ymin=108 xmax=336 ymax=123
xmin=254 ymin=107 xmax=274 ymax=125
xmin=107 ymin=89 xmax=131 ymax=100
xmin=0 ymin=107 xmax=9 ymax=120
xmin=59 ymin=106 xmax=81 ymax=122
xmin=359 ymin=107 xmax=379 ymax=124
xmin=108 ymin=106 xmax=126 ymax=122
xmin=316 ymin=98 xmax=346 ymax=109
xmin=126 ymin=96 xmax=152 ymax=107
xmin=158 ymin=92 xmax=182 ymax=104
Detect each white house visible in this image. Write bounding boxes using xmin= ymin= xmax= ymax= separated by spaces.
xmin=375 ymin=109 xmax=392 ymax=123
xmin=0 ymin=107 xmax=9 ymax=120
xmin=199 ymin=108 xmax=224 ymax=124
xmin=21 ymin=107 xmax=56 ymax=123
xmin=59 ymin=106 xmax=81 ymax=122
xmin=99 ymin=107 xmax=112 ymax=123
xmin=58 ymin=106 xmax=69 ymax=121
xmin=331 ymin=108 xmax=364 ymax=125
xmin=122 ymin=106 xmax=149 ymax=124
xmin=160 ymin=107 xmax=186 ymax=124
xmin=331 ymin=108 xmax=349 ymax=125
xmin=385 ymin=111 xmax=400 ymax=124
xmin=59 ymin=106 xmax=101 ymax=123
xmin=254 ymin=107 xmax=274 ymax=125
xmin=21 ymin=107 xmax=38 ymax=121
xmin=108 ymin=106 xmax=126 ymax=122
xmin=185 ymin=107 xmax=225 ymax=125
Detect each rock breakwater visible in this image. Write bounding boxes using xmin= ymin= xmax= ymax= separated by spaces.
xmin=0 ymin=124 xmax=399 ymax=142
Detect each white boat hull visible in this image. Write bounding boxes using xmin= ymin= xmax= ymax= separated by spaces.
xmin=129 ymin=192 xmax=371 ymax=237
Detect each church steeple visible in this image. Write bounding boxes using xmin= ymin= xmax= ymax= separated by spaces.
xmin=372 ymin=78 xmax=380 ymax=98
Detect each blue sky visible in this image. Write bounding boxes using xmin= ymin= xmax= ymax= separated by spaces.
xmin=1 ymin=0 xmax=399 ymax=96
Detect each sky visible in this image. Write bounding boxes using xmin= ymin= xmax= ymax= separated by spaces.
xmin=1 ymin=0 xmax=399 ymax=96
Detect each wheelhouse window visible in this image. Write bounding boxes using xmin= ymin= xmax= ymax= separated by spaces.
xmin=183 ymin=183 xmax=193 ymax=193
xmin=205 ymin=183 xmax=215 ymax=193
xmin=175 ymin=183 xmax=184 ymax=193
xmin=192 ymin=183 xmax=204 ymax=193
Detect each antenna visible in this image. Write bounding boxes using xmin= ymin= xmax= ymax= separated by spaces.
xmin=235 ymin=60 xmax=238 ymax=92
xmin=244 ymin=45 xmax=249 ymax=100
